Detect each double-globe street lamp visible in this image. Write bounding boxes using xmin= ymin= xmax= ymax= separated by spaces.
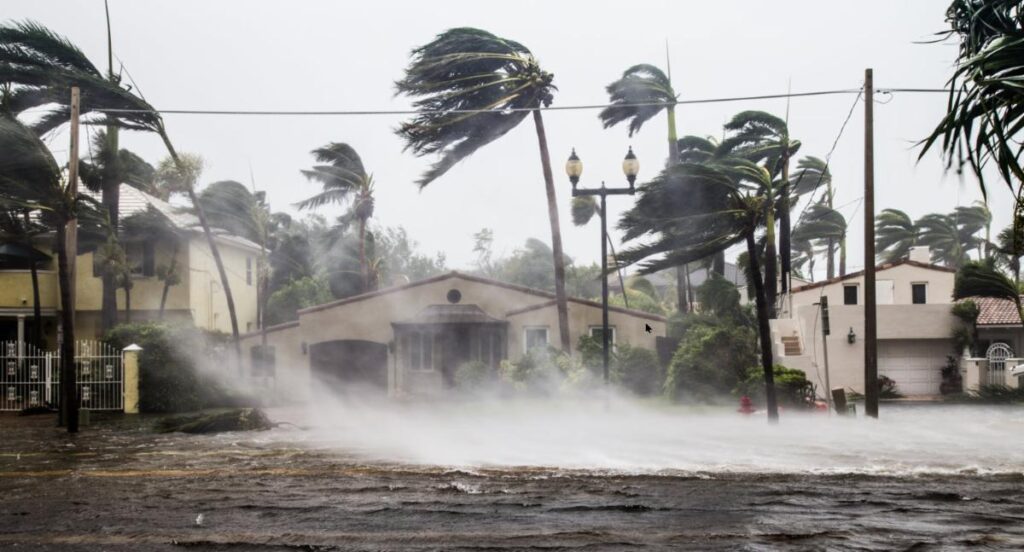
xmin=565 ymin=147 xmax=640 ymax=385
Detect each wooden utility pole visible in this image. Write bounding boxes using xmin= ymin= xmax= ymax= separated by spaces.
xmin=61 ymin=86 xmax=81 ymax=432
xmin=863 ymin=69 xmax=879 ymax=418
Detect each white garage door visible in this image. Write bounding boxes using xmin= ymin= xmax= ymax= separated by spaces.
xmin=878 ymin=340 xmax=946 ymax=396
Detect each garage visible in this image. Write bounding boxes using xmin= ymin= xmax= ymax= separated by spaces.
xmin=877 ymin=339 xmax=947 ymax=396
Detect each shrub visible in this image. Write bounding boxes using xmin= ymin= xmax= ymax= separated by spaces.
xmin=265 ymin=277 xmax=333 ymax=326
xmin=970 ymin=384 xmax=1024 ymax=403
xmin=454 ymin=360 xmax=494 ymax=391
xmin=737 ymin=364 xmax=817 ymax=409
xmin=612 ymin=344 xmax=662 ymax=396
xmin=105 ymin=322 xmax=250 ymax=413
xmin=665 ymin=320 xmax=757 ymax=403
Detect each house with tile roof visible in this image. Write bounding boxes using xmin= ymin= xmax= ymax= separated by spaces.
xmin=238 ymin=271 xmax=667 ymax=399
xmin=0 ymin=184 xmax=261 ymax=346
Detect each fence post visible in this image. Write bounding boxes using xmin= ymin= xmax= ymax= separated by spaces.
xmin=123 ymin=344 xmax=142 ymax=414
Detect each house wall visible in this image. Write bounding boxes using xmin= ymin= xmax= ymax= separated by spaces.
xmin=238 ymin=322 xmax=308 ymax=401
xmin=790 ymin=263 xmax=955 ymax=311
xmin=0 ymin=269 xmax=59 ymax=310
xmin=187 ymin=236 xmax=259 ymax=335
xmin=505 ymin=302 xmax=665 ymax=358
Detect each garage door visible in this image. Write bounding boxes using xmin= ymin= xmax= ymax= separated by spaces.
xmin=878 ymin=340 xmax=946 ymax=396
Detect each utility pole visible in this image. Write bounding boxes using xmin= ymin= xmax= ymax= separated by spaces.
xmin=863 ymin=68 xmax=879 ymax=418
xmin=819 ymin=296 xmax=833 ymax=414
xmin=61 ymin=86 xmax=81 ymax=432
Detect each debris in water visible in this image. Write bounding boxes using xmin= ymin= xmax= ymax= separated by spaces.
xmin=195 ymin=513 xmax=204 ymax=527
xmin=156 ymin=408 xmax=275 ymax=434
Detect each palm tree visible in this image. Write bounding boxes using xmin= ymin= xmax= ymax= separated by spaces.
xmin=618 ymin=158 xmax=781 ymax=421
xmin=719 ymin=111 xmax=801 ymax=312
xmin=297 ymin=143 xmax=375 ymax=290
xmin=993 ymin=222 xmax=1024 ymax=284
xmin=599 ymin=64 xmax=705 ymax=314
xmin=954 ymin=259 xmax=1023 ymax=331
xmin=0 ymin=21 xmax=243 ymax=360
xmin=916 ymin=211 xmax=986 ymax=268
xmin=875 ymin=209 xmax=919 ymax=264
xmin=922 ymin=1 xmax=1024 ymax=214
xmin=790 ymin=156 xmax=841 ymax=277
xmin=0 ymin=113 xmax=101 ymax=432
xmin=121 ymin=206 xmax=181 ymax=319
xmin=395 ymin=27 xmax=571 ymax=351
xmin=792 ymin=202 xmax=847 ymax=277
xmin=953 ymin=201 xmax=991 ymax=260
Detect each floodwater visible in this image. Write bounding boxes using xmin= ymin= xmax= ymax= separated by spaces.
xmin=1 ymin=400 xmax=1024 ymax=550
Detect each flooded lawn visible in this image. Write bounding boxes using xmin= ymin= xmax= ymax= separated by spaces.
xmin=2 ymin=402 xmax=1024 ymax=550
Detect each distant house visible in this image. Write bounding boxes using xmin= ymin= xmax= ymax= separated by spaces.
xmin=0 ymin=184 xmax=260 ymax=345
xmin=772 ymin=247 xmax=960 ymax=397
xmin=239 ymin=271 xmax=666 ymax=399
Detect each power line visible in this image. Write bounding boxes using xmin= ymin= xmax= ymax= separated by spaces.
xmin=90 ymin=87 xmax=946 ymax=117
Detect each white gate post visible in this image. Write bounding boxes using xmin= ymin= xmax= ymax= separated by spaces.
xmin=123 ymin=344 xmax=142 ymax=414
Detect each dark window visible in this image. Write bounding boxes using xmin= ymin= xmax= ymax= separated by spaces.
xmin=589 ymin=326 xmax=616 ymax=344
xmin=912 ymin=283 xmax=927 ymax=304
xmin=246 ymin=257 xmax=253 ymax=286
xmin=446 ymin=289 xmax=462 ymax=304
xmin=844 ymin=285 xmax=858 ymax=305
xmin=142 ymin=241 xmax=155 ymax=277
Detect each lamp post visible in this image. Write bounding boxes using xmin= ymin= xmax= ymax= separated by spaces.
xmin=566 ymin=147 xmax=639 ymax=385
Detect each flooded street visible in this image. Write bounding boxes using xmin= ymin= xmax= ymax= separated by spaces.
xmin=2 ymin=403 xmax=1024 ymax=550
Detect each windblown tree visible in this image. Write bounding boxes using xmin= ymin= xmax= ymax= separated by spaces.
xmin=394 ymin=27 xmax=572 ymax=351
xmin=923 ymin=0 xmax=1024 ymax=220
xmin=954 ymin=259 xmax=1023 ymax=330
xmin=790 ymin=156 xmax=842 ymax=278
xmin=599 ymin=64 xmax=699 ymax=313
xmin=916 ymin=211 xmax=986 ymax=268
xmin=875 ymin=208 xmax=920 ymax=264
xmin=993 ymin=221 xmax=1024 ymax=284
xmin=570 ymin=194 xmax=629 ymax=308
xmin=297 ymin=143 xmax=375 ymax=291
xmin=0 ymin=20 xmax=244 ymax=357
xmin=719 ymin=111 xmax=801 ymax=312
xmin=121 ymin=206 xmax=181 ymax=319
xmin=792 ymin=202 xmax=847 ymax=278
xmin=617 ymin=158 xmax=781 ymax=421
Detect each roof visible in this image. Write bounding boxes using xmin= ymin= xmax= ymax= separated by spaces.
xmin=505 ymin=298 xmax=667 ymax=322
xmin=394 ymin=304 xmax=506 ymax=326
xmin=972 ymin=296 xmax=1023 ymax=326
xmin=790 ymin=259 xmax=956 ymax=294
xmin=297 ymin=271 xmax=667 ymax=322
xmin=83 ymin=184 xmax=262 ymax=251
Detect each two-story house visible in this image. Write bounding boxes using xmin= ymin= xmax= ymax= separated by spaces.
xmin=771 ymin=246 xmax=958 ymax=397
xmin=0 ymin=184 xmax=260 ymax=347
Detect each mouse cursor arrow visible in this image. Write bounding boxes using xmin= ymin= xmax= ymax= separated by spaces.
xmin=644 ymin=323 xmax=653 ymax=334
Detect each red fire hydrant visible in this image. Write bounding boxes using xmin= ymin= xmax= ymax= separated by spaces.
xmin=738 ymin=395 xmax=755 ymax=415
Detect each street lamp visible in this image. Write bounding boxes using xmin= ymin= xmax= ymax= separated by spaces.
xmin=566 ymin=147 xmax=639 ymax=385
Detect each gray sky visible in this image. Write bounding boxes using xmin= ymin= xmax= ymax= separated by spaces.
xmin=8 ymin=0 xmax=1013 ymax=278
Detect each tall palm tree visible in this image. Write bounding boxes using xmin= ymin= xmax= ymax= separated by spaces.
xmin=875 ymin=208 xmax=919 ymax=264
xmin=993 ymin=222 xmax=1024 ymax=284
xmin=0 ymin=113 xmax=100 ymax=432
xmin=395 ymin=28 xmax=571 ymax=351
xmin=718 ymin=111 xmax=801 ymax=314
xmin=916 ymin=211 xmax=986 ymax=268
xmin=953 ymin=201 xmax=991 ymax=260
xmin=790 ymin=156 xmax=841 ymax=277
xmin=297 ymin=143 xmax=375 ymax=290
xmin=0 ymin=20 xmax=243 ymax=358
xmin=618 ymin=158 xmax=781 ymax=421
xmin=792 ymin=202 xmax=847 ymax=277
xmin=922 ymin=0 xmax=1024 ymax=214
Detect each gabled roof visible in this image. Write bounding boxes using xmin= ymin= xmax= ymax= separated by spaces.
xmin=790 ymin=259 xmax=955 ymax=294
xmin=971 ymin=296 xmax=1023 ymax=326
xmin=297 ymin=270 xmax=667 ymax=322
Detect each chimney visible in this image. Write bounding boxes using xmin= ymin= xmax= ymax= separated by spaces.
xmin=908 ymin=246 xmax=931 ymax=264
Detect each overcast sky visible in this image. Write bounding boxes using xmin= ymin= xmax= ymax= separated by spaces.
xmin=7 ymin=0 xmax=1014 ymax=278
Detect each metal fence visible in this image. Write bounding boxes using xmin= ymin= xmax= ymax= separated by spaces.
xmin=0 ymin=340 xmax=123 ymax=411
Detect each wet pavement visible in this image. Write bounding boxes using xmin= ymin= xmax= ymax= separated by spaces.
xmin=1 ymin=410 xmax=1024 ymax=551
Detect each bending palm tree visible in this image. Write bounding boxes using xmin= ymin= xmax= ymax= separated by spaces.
xmin=790 ymin=156 xmax=840 ymax=277
xmin=395 ymin=28 xmax=571 ymax=350
xmin=954 ymin=259 xmax=1023 ymax=331
xmin=875 ymin=208 xmax=919 ymax=264
xmin=792 ymin=202 xmax=847 ymax=277
xmin=297 ymin=143 xmax=375 ymax=291
xmin=617 ymin=158 xmax=781 ymax=421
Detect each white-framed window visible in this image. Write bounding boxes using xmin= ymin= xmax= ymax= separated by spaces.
xmin=588 ymin=325 xmax=617 ymax=348
xmin=524 ymin=326 xmax=549 ymax=353
xmin=403 ymin=331 xmax=435 ymax=372
xmin=911 ymin=282 xmax=928 ymax=304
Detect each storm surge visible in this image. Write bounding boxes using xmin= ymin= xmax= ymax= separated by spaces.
xmin=272 ymin=397 xmax=1024 ymax=477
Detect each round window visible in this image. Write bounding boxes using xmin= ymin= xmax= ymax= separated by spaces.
xmin=446 ymin=289 xmax=462 ymax=304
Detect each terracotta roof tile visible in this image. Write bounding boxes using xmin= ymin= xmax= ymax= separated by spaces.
xmin=971 ymin=296 xmax=1023 ymax=326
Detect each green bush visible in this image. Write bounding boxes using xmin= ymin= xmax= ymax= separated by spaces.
xmin=454 ymin=360 xmax=493 ymax=391
xmin=105 ymin=322 xmax=250 ymax=413
xmin=736 ymin=364 xmax=816 ymax=409
xmin=665 ymin=320 xmax=757 ymax=403
xmin=265 ymin=277 xmax=333 ymax=326
xmin=612 ymin=344 xmax=662 ymax=396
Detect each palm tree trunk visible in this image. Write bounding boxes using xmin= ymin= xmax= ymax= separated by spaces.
xmin=56 ymin=223 xmax=78 ymax=432
xmin=23 ymin=212 xmax=41 ymax=347
xmin=158 ymin=129 xmax=242 ymax=370
xmin=764 ymin=185 xmax=779 ymax=318
xmin=159 ymin=240 xmax=180 ymax=320
xmin=826 ymin=238 xmax=836 ymax=279
xmin=676 ymin=266 xmax=689 ymax=314
xmin=359 ymin=217 xmax=368 ymax=291
xmin=100 ymin=126 xmax=120 ymax=333
xmin=531 ymin=109 xmax=571 ymax=352
xmin=124 ymin=284 xmax=131 ymax=324
xmin=746 ymin=231 xmax=779 ymax=423
xmin=607 ymin=234 xmax=629 ymax=310
xmin=840 ymin=237 xmax=847 ymax=276
xmin=666 ymin=105 xmax=680 ymax=164
xmin=685 ymin=264 xmax=695 ymax=309
xmin=779 ymin=156 xmax=792 ymax=294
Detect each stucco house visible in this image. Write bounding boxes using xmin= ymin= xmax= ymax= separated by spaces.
xmin=772 ymin=246 xmax=960 ymax=397
xmin=238 ymin=271 xmax=667 ymax=399
xmin=0 ymin=184 xmax=261 ymax=345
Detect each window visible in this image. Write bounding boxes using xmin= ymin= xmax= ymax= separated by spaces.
xmin=246 ymin=257 xmax=253 ymax=286
xmin=141 ymin=241 xmax=155 ymax=277
xmin=404 ymin=331 xmax=434 ymax=372
xmin=843 ymin=285 xmax=858 ymax=305
xmin=589 ymin=326 xmax=617 ymax=346
xmin=524 ymin=327 xmax=549 ymax=352
xmin=912 ymin=283 xmax=927 ymax=304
